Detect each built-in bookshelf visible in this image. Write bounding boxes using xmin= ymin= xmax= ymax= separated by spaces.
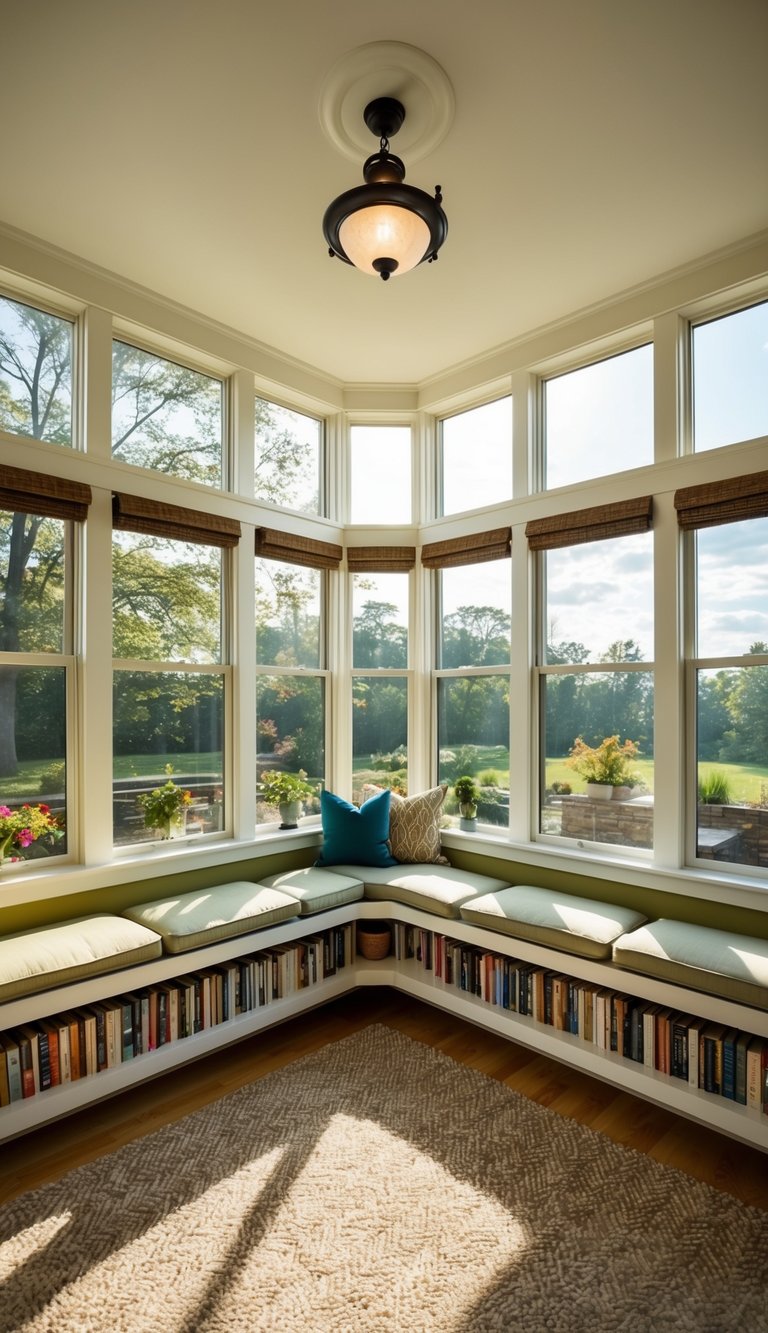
xmin=1 ymin=901 xmax=767 ymax=1151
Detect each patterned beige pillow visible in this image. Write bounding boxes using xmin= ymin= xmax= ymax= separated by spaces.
xmin=387 ymin=785 xmax=449 ymax=865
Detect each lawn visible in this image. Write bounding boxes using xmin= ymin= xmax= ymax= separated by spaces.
xmin=0 ymin=753 xmax=224 ymax=802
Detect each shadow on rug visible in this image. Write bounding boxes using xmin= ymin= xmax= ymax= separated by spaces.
xmin=0 ymin=1024 xmax=766 ymax=1332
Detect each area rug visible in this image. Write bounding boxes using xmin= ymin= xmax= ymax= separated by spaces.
xmin=0 ymin=1026 xmax=766 ymax=1333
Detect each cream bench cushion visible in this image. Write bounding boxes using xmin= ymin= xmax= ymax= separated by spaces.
xmin=613 ymin=919 xmax=768 ymax=1011
xmin=460 ymin=885 xmax=646 ymax=960
xmin=259 ymin=867 xmax=364 ymax=914
xmin=0 ymin=914 xmax=163 ymax=1004
xmin=122 ymin=882 xmax=299 ymax=954
xmin=328 ymin=864 xmax=510 ymax=919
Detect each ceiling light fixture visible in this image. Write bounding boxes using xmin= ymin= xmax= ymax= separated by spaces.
xmin=322 ymin=97 xmax=448 ymax=282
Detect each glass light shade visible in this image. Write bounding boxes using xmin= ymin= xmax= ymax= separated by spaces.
xmin=339 ymin=204 xmax=431 ymax=277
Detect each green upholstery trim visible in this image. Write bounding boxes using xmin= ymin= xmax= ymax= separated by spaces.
xmin=122 ymin=882 xmax=299 ymax=954
xmin=613 ymin=919 xmax=768 ymax=1011
xmin=460 ymin=885 xmax=646 ymax=960
xmin=329 ymin=864 xmax=510 ymax=919
xmin=0 ymin=915 xmax=162 ymax=1003
xmin=259 ymin=868 xmax=364 ymax=914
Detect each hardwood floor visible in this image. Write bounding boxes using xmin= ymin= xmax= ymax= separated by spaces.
xmin=1 ymin=989 xmax=766 ymax=1209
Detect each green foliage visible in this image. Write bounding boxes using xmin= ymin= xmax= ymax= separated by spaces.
xmin=478 ymin=769 xmax=501 ymax=786
xmin=111 ymin=340 xmax=222 ymax=487
xmin=259 ymin=768 xmax=315 ymax=806
xmin=568 ymin=735 xmax=640 ymax=787
xmin=137 ymin=766 xmax=192 ymax=829
xmin=454 ymin=775 xmax=480 ymax=807
xmin=39 ymin=760 xmax=65 ymax=795
xmin=697 ymin=770 xmax=734 ymax=805
xmin=441 ymin=605 xmax=510 ymax=668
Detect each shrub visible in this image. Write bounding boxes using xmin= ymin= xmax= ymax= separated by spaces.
xmin=39 ymin=761 xmax=66 ymax=796
xmin=478 ymin=770 xmax=500 ymax=787
xmin=698 ymin=770 xmax=733 ymax=805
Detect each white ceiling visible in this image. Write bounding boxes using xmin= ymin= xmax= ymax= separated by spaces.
xmin=2 ymin=0 xmax=767 ymax=386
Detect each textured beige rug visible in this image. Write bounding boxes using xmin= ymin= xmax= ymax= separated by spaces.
xmin=0 ymin=1024 xmax=766 ymax=1333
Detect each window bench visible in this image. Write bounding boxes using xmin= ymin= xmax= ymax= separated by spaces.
xmin=0 ymin=866 xmax=766 ymax=1152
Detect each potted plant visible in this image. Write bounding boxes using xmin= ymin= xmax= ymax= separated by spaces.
xmin=454 ymin=775 xmax=480 ymax=830
xmin=568 ymin=736 xmax=639 ymax=801
xmin=260 ymin=769 xmax=315 ymax=829
xmin=138 ymin=766 xmax=192 ymax=840
xmin=0 ymin=802 xmax=63 ymax=866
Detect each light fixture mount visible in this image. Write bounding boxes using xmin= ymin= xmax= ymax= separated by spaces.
xmin=323 ymin=95 xmax=448 ymax=282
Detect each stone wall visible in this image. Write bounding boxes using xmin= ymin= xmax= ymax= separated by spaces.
xmin=559 ymin=794 xmax=653 ymax=849
xmin=696 ymin=802 xmax=768 ymax=867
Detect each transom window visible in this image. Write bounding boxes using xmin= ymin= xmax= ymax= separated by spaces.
xmin=350 ymin=425 xmax=411 ymax=524
xmin=255 ymin=398 xmax=322 ymax=514
xmin=543 ymin=345 xmax=653 ymax=490
xmin=0 ymin=294 xmax=73 ymax=447
xmin=112 ymin=341 xmax=224 ymax=487
xmin=440 ymin=396 xmax=512 ymax=516
xmin=692 ymin=301 xmax=768 ymax=453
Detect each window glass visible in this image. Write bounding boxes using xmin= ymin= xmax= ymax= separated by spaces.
xmin=256 ymin=675 xmax=325 ymax=825
xmin=255 ymin=559 xmax=321 ymax=668
xmin=0 ymin=295 xmax=73 ymax=447
xmin=693 ymin=302 xmax=768 ymax=452
xmin=696 ymin=518 xmax=768 ymax=658
xmin=441 ymin=397 xmax=512 ymax=515
xmin=113 ymin=672 xmax=224 ymax=845
xmin=437 ymin=677 xmax=509 ymax=828
xmin=539 ymin=531 xmax=654 ymax=851
xmin=0 ymin=665 xmax=67 ymax=861
xmin=112 ymin=341 xmax=223 ymax=486
xmin=694 ymin=517 xmax=768 ymax=869
xmin=440 ymin=561 xmax=510 ymax=667
xmin=544 ymin=345 xmax=653 ymax=490
xmin=352 ymin=677 xmax=407 ymax=804
xmin=350 ymin=425 xmax=411 ymax=523
xmin=112 ymin=532 xmax=221 ymax=663
xmin=0 ymin=512 xmax=65 ymax=653
xmin=353 ymin=573 xmax=408 ymax=668
xmin=544 ymin=532 xmax=654 ymax=663
xmin=255 ymin=399 xmax=321 ymax=513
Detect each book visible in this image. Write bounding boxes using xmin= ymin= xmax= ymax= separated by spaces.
xmin=2 ymin=1033 xmax=23 ymax=1102
xmin=0 ymin=1035 xmax=12 ymax=1106
xmin=746 ymin=1039 xmax=764 ymax=1111
xmin=15 ymin=1027 xmax=40 ymax=1098
xmin=721 ymin=1029 xmax=738 ymax=1100
xmin=734 ymin=1031 xmax=751 ymax=1106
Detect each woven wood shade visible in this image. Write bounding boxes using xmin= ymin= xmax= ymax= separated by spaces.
xmin=0 ymin=465 xmax=92 ymax=522
xmin=526 ymin=496 xmax=653 ymax=550
xmin=421 ymin=526 xmax=511 ymax=568
xmin=113 ymin=493 xmax=241 ymax=547
xmin=674 ymin=470 xmax=768 ymax=530
xmin=346 ymin=546 xmax=416 ymax=572
xmin=255 ymin=526 xmax=342 ymax=569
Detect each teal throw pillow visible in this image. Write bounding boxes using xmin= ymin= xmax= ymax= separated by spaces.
xmin=316 ymin=788 xmax=397 ymax=868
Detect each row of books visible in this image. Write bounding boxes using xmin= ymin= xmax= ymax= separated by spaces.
xmin=392 ymin=924 xmax=768 ymax=1114
xmin=0 ymin=924 xmax=354 ymax=1107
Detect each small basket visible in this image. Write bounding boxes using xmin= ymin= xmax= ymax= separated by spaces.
xmin=356 ymin=923 xmax=391 ymax=960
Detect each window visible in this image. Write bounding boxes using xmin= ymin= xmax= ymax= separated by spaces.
xmin=544 ymin=345 xmax=653 ymax=490
xmin=440 ymin=396 xmax=512 ymax=516
xmin=0 ymin=294 xmax=73 ymax=447
xmin=255 ymin=398 xmax=322 ymax=513
xmin=0 ymin=473 xmax=90 ymax=863
xmin=111 ymin=341 xmax=224 ymax=487
xmin=255 ymin=557 xmax=328 ymax=828
xmin=532 ymin=509 xmax=654 ymax=852
xmin=350 ymin=425 xmax=411 ymax=523
xmin=352 ymin=570 xmax=409 ymax=803
xmin=112 ymin=514 xmax=232 ymax=847
xmin=692 ymin=516 xmax=768 ymax=870
xmin=692 ymin=301 xmax=768 ymax=452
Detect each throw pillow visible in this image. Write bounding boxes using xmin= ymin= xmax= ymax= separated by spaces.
xmin=365 ymin=783 xmax=449 ymax=865
xmin=388 ymin=784 xmax=449 ymax=864
xmin=315 ymin=788 xmax=397 ymax=868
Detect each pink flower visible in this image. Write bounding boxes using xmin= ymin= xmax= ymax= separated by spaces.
xmin=17 ymin=830 xmax=34 ymax=848
xmin=0 ymin=806 xmax=12 ymax=818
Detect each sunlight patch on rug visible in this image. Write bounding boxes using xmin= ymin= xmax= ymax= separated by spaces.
xmin=0 ymin=1213 xmax=71 ymax=1281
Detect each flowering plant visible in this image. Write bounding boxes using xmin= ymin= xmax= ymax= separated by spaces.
xmin=0 ymin=803 xmax=63 ymax=861
xmin=137 ymin=766 xmax=192 ymax=831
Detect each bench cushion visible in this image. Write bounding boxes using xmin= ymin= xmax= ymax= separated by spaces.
xmin=259 ymin=867 xmax=364 ymax=914
xmin=0 ymin=915 xmax=163 ymax=1003
xmin=460 ymin=886 xmax=647 ymax=960
xmin=122 ymin=882 xmax=299 ymax=954
xmin=328 ymin=864 xmax=510 ymax=919
xmin=613 ymin=919 xmax=768 ymax=1011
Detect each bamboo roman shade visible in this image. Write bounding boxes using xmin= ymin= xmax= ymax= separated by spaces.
xmin=674 ymin=470 xmax=768 ymax=530
xmin=113 ymin=493 xmax=241 ymax=547
xmin=346 ymin=546 xmax=416 ymax=572
xmin=0 ymin=464 xmax=92 ymax=522
xmin=254 ymin=526 xmax=342 ymax=569
xmin=525 ymin=496 xmax=653 ymax=550
xmin=421 ymin=526 xmax=511 ymax=568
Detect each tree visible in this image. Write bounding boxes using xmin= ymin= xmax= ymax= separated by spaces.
xmin=352 ymin=600 xmax=406 ymax=668
xmin=719 ymin=643 xmax=768 ymax=764
xmin=442 ymin=605 xmax=510 ymax=667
